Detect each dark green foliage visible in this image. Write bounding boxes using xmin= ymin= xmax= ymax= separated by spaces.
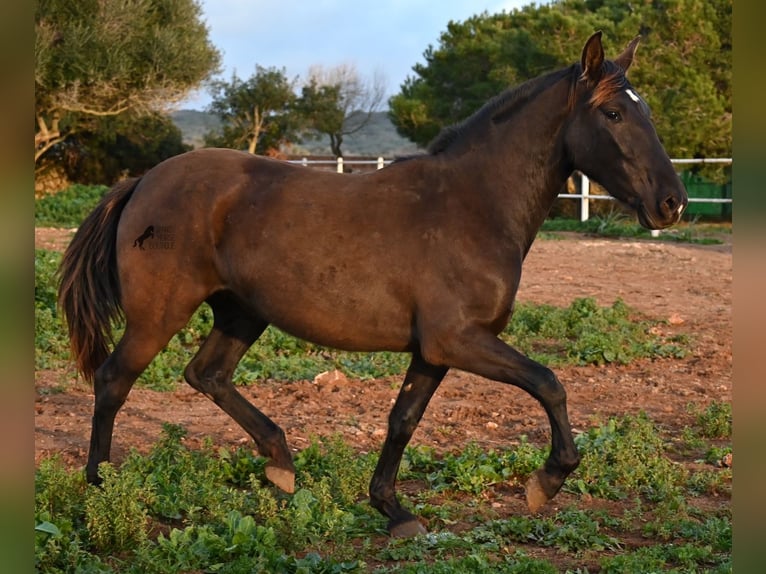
xmin=34 ymin=250 xmax=72 ymax=371
xmin=390 ymin=0 xmax=731 ymax=161
xmin=36 ymin=0 xmax=221 ymax=173
xmin=402 ymin=439 xmax=547 ymax=495
xmin=691 ymin=401 xmax=732 ymax=439
xmin=61 ymin=113 xmax=191 ymax=184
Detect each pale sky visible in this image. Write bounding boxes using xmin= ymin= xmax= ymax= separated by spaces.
xmin=180 ymin=0 xmax=534 ymax=110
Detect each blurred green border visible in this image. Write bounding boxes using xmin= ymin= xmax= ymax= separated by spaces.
xmin=731 ymin=2 xmax=766 ymax=573
xmin=1 ymin=3 xmax=33 ymax=573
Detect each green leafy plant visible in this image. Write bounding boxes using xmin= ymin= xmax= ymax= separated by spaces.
xmin=691 ymin=401 xmax=732 ymax=439
xmin=402 ymin=439 xmax=547 ymax=495
xmin=35 ymin=185 xmax=109 ymax=227
xmin=569 ymin=413 xmax=687 ymax=501
xmin=35 ymin=412 xmax=731 ymax=573
xmin=505 ymin=298 xmax=687 ymax=367
xmin=84 ymin=463 xmax=153 ymax=552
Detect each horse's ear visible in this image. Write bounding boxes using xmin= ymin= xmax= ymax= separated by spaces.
xmin=614 ymin=36 xmax=640 ymax=72
xmin=581 ymin=31 xmax=604 ymax=85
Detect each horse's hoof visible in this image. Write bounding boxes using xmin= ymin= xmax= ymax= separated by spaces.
xmin=265 ymin=461 xmax=295 ymax=493
xmin=389 ymin=519 xmax=428 ymax=538
xmin=525 ymin=470 xmax=550 ymax=513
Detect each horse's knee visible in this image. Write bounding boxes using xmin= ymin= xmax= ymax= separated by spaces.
xmin=183 ymin=362 xmax=219 ymax=397
xmin=533 ymin=365 xmax=567 ymax=406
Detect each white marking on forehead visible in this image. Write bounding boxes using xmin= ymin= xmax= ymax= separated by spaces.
xmin=625 ymin=89 xmax=641 ymax=103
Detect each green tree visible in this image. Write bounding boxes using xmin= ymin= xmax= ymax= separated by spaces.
xmin=614 ymin=0 xmax=731 ymax=159
xmin=388 ymin=6 xmax=604 ymax=147
xmin=35 ymin=0 xmax=221 ymax=166
xmin=389 ymin=0 xmax=731 ymax=159
xmin=296 ymin=64 xmax=386 ymax=158
xmin=58 ymin=113 xmax=191 ymax=184
xmin=204 ymin=66 xmax=297 ymax=154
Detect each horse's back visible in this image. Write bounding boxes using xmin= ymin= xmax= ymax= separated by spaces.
xmin=114 ymin=149 xmax=434 ymax=350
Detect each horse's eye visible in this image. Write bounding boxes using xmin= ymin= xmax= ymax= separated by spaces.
xmin=604 ymin=110 xmax=622 ymax=122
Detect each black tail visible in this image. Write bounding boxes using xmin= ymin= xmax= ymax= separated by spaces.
xmin=57 ymin=178 xmax=141 ymax=382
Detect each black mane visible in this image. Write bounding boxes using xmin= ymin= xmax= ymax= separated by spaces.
xmin=427 ymin=65 xmax=577 ymax=155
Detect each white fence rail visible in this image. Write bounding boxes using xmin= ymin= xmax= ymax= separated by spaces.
xmin=288 ymin=157 xmax=732 ymax=222
xmin=569 ymin=158 xmax=732 ymax=222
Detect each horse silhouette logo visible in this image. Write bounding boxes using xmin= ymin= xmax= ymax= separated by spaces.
xmin=133 ymin=225 xmax=155 ymax=250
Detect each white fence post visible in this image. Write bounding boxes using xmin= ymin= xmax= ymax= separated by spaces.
xmin=580 ymin=172 xmax=590 ymax=222
xmin=336 ymin=157 xmax=344 ymax=173
xmin=377 ymin=156 xmax=385 ymax=170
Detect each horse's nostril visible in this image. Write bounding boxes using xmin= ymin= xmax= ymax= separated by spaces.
xmin=662 ymin=195 xmax=680 ymax=215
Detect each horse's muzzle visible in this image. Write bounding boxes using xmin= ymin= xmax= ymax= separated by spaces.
xmin=638 ymin=190 xmax=688 ymax=230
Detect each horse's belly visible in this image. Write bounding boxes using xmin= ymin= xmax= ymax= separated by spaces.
xmin=226 ymin=256 xmax=416 ymax=352
xmin=258 ymin=293 xmax=415 ymax=353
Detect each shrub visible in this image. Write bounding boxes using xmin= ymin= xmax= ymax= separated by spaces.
xmin=569 ymin=412 xmax=687 ymax=501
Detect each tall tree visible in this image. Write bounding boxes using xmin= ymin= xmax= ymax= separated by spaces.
xmin=614 ymin=0 xmax=731 ymax=159
xmin=203 ymin=66 xmax=297 ymax=154
xmin=389 ymin=0 xmax=731 ymax=159
xmin=297 ymin=64 xmax=386 ymax=158
xmin=56 ymin=112 xmax=191 ymax=184
xmin=35 ymin=0 xmax=221 ymax=166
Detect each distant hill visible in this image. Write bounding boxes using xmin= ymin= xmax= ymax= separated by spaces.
xmin=170 ymin=110 xmax=421 ymax=157
xmin=170 ymin=110 xmax=223 ymax=149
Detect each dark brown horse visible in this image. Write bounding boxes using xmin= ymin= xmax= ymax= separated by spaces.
xmin=58 ymin=32 xmax=687 ymax=537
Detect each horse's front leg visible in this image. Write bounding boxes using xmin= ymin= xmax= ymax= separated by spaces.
xmin=421 ymin=328 xmax=580 ymax=512
xmin=369 ymin=353 xmax=448 ymax=537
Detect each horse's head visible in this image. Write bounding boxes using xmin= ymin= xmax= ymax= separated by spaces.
xmin=564 ymin=32 xmax=688 ymax=229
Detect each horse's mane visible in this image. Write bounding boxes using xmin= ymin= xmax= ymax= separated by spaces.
xmin=425 ymin=60 xmax=629 ymax=156
xmin=426 ymin=65 xmax=577 ymax=155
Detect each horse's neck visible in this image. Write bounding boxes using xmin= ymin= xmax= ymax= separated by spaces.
xmin=451 ymin=78 xmax=574 ymax=254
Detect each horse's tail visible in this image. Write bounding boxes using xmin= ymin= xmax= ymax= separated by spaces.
xmin=57 ymin=177 xmax=141 ymax=383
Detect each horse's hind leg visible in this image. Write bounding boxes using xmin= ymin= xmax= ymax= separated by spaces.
xmin=183 ymin=292 xmax=295 ymax=493
xmin=369 ymin=353 xmax=448 ymax=537
xmin=87 ymin=323 xmax=185 ymax=484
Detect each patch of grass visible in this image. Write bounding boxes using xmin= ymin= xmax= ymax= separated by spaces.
xmin=401 ymin=438 xmax=547 ymax=495
xmin=505 ymin=297 xmax=688 ymax=366
xmin=689 ymin=401 xmax=732 ymax=439
xmin=35 ymin=412 xmax=731 ymax=573
xmin=84 ymin=463 xmax=153 ymax=553
xmin=34 ymin=250 xmax=72 ymax=371
xmin=35 ymin=184 xmax=109 ymax=228
xmin=568 ymin=412 xmax=687 ymax=502
xmin=542 ymin=213 xmax=725 ymax=245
